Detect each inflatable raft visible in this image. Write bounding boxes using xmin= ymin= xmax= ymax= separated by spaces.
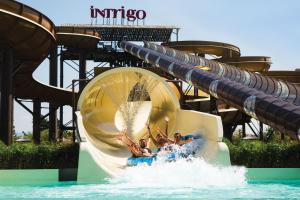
xmin=127 ymin=136 xmax=204 ymax=166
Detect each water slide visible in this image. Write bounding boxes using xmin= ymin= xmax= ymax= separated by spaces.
xmin=75 ymin=41 xmax=300 ymax=180
xmin=145 ymin=42 xmax=300 ymax=106
xmin=0 ymin=0 xmax=231 ymax=180
xmin=0 ymin=0 xmax=100 ymax=106
xmin=161 ymin=40 xmax=272 ymax=72
xmin=2 ymin=0 xmax=300 ymax=182
xmin=76 ymin=67 xmax=230 ymax=181
xmin=121 ymin=41 xmax=300 ymax=139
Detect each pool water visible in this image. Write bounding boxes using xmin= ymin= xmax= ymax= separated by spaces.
xmin=0 ymin=158 xmax=299 ymax=199
xmin=0 ymin=180 xmax=299 ymax=199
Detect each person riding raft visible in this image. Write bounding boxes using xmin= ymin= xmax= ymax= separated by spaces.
xmin=146 ymin=120 xmax=173 ymax=151
xmin=116 ymin=129 xmax=153 ymax=158
xmin=116 ymin=117 xmax=197 ymax=159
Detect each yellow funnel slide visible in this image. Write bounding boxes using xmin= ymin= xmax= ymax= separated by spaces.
xmin=76 ymin=67 xmax=230 ymax=182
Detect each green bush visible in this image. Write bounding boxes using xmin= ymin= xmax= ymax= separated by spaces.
xmin=18 ymin=130 xmax=74 ymax=142
xmin=0 ymin=142 xmax=79 ymax=169
xmin=224 ymin=138 xmax=300 ymax=168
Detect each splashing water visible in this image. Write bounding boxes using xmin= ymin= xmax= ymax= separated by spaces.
xmin=96 ymin=71 xmax=246 ymax=193
xmin=102 ymin=71 xmax=157 ymax=135
xmin=110 ymin=158 xmax=246 ymax=188
xmin=110 ymin=138 xmax=246 ymax=188
xmin=0 ymin=140 xmax=297 ymax=199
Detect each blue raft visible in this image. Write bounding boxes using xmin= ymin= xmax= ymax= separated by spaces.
xmin=127 ymin=156 xmax=157 ymax=166
xmin=127 ymin=153 xmax=177 ymax=166
xmin=127 ymin=135 xmax=204 ymax=166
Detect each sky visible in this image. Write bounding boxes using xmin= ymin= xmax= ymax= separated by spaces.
xmin=14 ymin=0 xmax=300 ymax=132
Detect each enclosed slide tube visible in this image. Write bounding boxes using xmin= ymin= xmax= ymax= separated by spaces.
xmin=144 ymin=42 xmax=300 ymax=106
xmin=121 ymin=41 xmax=300 ymax=140
xmin=76 ymin=67 xmax=230 ymax=182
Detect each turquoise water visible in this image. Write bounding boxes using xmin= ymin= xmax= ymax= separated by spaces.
xmin=0 ymin=180 xmax=299 ymax=199
xmin=0 ymin=158 xmax=299 ymax=199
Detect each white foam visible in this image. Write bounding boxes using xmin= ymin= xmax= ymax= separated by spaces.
xmin=110 ymin=156 xmax=246 ymax=188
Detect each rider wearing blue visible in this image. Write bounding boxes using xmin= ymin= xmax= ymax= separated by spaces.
xmin=174 ymin=132 xmax=198 ymax=146
xmin=173 ymin=132 xmax=203 ymax=157
xmin=179 ymin=134 xmax=201 ymax=140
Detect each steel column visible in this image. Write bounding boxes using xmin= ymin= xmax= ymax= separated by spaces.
xmin=49 ymin=46 xmax=58 ymax=142
xmin=79 ymin=52 xmax=86 ymax=92
xmin=209 ymin=96 xmax=219 ymax=115
xmin=242 ymin=122 xmax=246 ymax=138
xmin=259 ymin=121 xmax=264 ymax=141
xmin=0 ymin=46 xmax=13 ymax=145
xmin=242 ymin=114 xmax=246 ymax=137
xmin=33 ymin=100 xmax=41 ymax=144
xmin=59 ymin=52 xmax=64 ymax=140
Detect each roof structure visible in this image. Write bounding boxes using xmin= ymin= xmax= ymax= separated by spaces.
xmin=59 ymin=24 xmax=179 ymax=42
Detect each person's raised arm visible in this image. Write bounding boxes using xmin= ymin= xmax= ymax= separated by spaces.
xmin=146 ymin=122 xmax=158 ymax=146
xmin=164 ymin=116 xmax=169 ymax=135
xmin=116 ymin=132 xmax=131 ymax=147
xmin=116 ymin=133 xmax=145 ymax=157
xmin=116 ymin=129 xmax=136 ymax=147
xmin=157 ymin=127 xmax=168 ymax=139
xmin=130 ymin=144 xmax=144 ymax=157
xmin=156 ymin=128 xmax=174 ymax=143
xmin=146 ymin=137 xmax=151 ymax=149
xmin=123 ymin=133 xmax=136 ymax=145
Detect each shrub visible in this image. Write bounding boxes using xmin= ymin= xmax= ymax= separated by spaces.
xmin=224 ymin=138 xmax=300 ymax=168
xmin=0 ymin=142 xmax=79 ymax=169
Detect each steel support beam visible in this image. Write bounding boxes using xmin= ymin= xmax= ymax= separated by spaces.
xmin=259 ymin=121 xmax=264 ymax=141
xmin=15 ymin=98 xmax=33 ymax=115
xmin=209 ymin=96 xmax=219 ymax=115
xmin=33 ymin=100 xmax=41 ymax=144
xmin=59 ymin=52 xmax=64 ymax=140
xmin=242 ymin=114 xmax=246 ymax=137
xmin=49 ymin=46 xmax=58 ymax=142
xmin=79 ymin=52 xmax=86 ymax=92
xmin=281 ymin=132 xmax=285 ymax=140
xmin=0 ymin=46 xmax=14 ymax=145
xmin=223 ymin=125 xmax=233 ymax=141
xmin=247 ymin=122 xmax=259 ymax=137
xmin=194 ymin=87 xmax=198 ymax=97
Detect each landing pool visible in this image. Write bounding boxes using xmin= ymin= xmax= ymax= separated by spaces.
xmin=0 ymin=180 xmax=299 ymax=199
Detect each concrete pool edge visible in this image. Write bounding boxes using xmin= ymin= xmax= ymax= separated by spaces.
xmin=0 ymin=168 xmax=78 ymax=185
xmin=0 ymin=168 xmax=299 ymax=185
xmin=246 ymin=168 xmax=300 ymax=180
